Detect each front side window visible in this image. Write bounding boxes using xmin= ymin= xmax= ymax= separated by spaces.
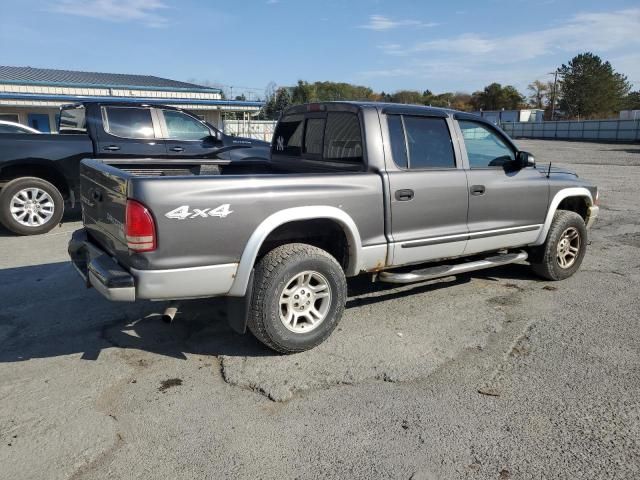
xmin=103 ymin=107 xmax=154 ymax=138
xmin=458 ymin=120 xmax=515 ymax=168
xmin=162 ymin=110 xmax=210 ymax=140
xmin=388 ymin=115 xmax=456 ymax=169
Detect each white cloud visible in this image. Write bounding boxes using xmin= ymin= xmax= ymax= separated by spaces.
xmin=53 ymin=0 xmax=169 ymax=27
xmin=381 ymin=8 xmax=640 ymax=62
xmin=359 ymin=14 xmax=438 ymax=31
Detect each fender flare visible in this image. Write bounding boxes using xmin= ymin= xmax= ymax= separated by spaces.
xmin=533 ymin=187 xmax=593 ymax=245
xmin=227 ymin=206 xmax=363 ymax=297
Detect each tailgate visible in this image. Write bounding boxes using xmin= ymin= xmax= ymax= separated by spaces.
xmin=80 ymin=159 xmax=130 ymax=256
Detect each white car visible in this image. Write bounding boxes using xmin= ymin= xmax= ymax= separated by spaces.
xmin=0 ymin=120 xmax=41 ymax=134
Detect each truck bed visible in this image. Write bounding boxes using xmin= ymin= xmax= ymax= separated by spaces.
xmin=79 ymin=157 xmax=386 ymax=274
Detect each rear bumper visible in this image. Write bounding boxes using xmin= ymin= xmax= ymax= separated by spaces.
xmin=68 ymin=229 xmax=238 ymax=302
xmin=68 ymin=229 xmax=136 ymax=301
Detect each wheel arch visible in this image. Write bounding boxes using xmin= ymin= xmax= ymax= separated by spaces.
xmin=533 ymin=187 xmax=593 ymax=246
xmin=227 ymin=206 xmax=363 ymax=297
xmin=0 ymin=159 xmax=70 ymax=198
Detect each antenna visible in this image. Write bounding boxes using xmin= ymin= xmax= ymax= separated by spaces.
xmin=547 ymin=161 xmax=552 ymax=178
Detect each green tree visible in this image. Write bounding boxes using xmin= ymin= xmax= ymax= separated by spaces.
xmin=470 ymin=83 xmax=525 ymax=110
xmin=623 ymin=91 xmax=640 ymax=110
xmin=558 ymin=52 xmax=631 ymax=118
xmin=390 ymin=90 xmax=424 ymax=104
xmin=262 ymin=87 xmax=291 ymax=119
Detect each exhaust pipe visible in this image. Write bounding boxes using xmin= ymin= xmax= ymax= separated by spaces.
xmin=162 ymin=303 xmax=179 ymax=323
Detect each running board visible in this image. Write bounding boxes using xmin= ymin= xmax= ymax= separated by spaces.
xmin=377 ymin=251 xmax=528 ymax=284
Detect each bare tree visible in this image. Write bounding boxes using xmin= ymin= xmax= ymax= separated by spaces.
xmin=527 ymin=80 xmax=550 ymax=109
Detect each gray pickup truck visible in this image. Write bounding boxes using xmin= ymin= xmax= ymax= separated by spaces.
xmin=69 ymin=102 xmax=599 ymax=353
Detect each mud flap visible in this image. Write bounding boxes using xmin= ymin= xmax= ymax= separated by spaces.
xmin=226 ymin=270 xmax=254 ymax=334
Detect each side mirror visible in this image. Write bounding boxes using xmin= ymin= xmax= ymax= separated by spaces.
xmin=213 ymin=129 xmax=224 ymax=142
xmin=517 ymin=151 xmax=535 ymax=168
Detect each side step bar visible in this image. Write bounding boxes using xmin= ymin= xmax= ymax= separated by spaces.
xmin=377 ymin=251 xmax=528 ymax=284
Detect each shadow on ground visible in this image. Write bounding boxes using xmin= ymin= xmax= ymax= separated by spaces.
xmin=0 ymin=259 xmax=541 ymax=366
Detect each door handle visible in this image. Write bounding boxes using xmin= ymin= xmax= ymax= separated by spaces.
xmin=170 ymin=146 xmax=185 ymax=152
xmin=470 ymin=185 xmax=486 ymax=196
xmin=103 ymin=145 xmax=120 ymax=151
xmin=395 ymin=189 xmax=415 ymax=201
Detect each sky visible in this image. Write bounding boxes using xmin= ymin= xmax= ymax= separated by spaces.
xmin=1 ymin=0 xmax=639 ymax=99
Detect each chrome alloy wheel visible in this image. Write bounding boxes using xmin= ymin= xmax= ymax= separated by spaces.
xmin=279 ymin=270 xmax=332 ymax=333
xmin=556 ymin=226 xmax=580 ymax=269
xmin=10 ymin=188 xmax=55 ymax=227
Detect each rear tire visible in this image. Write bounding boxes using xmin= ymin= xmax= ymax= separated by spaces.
xmin=530 ymin=210 xmax=587 ymax=281
xmin=0 ymin=177 xmax=64 ymax=236
xmin=247 ymin=243 xmax=347 ymax=354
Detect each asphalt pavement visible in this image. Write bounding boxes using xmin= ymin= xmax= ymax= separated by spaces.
xmin=1 ymin=140 xmax=638 ymax=479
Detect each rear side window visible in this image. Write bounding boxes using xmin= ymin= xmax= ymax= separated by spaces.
xmin=103 ymin=107 xmax=155 ymax=138
xmin=387 ymin=115 xmax=408 ymax=168
xmin=59 ymin=106 xmax=86 ymax=133
xmin=388 ymin=115 xmax=455 ymax=169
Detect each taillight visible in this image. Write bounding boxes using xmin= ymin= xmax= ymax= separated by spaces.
xmin=125 ymin=199 xmax=156 ymax=252
xmin=594 ymin=190 xmax=599 ymax=206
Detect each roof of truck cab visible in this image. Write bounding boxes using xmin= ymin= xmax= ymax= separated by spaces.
xmin=282 ymin=101 xmax=478 ymax=119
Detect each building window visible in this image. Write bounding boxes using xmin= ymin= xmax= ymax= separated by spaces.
xmin=0 ymin=114 xmax=20 ymax=123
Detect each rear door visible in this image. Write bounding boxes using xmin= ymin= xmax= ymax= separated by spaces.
xmin=455 ymin=118 xmax=549 ymax=254
xmin=157 ymin=109 xmax=223 ymax=158
xmin=96 ymin=105 xmax=167 ymax=158
xmin=385 ymin=113 xmax=469 ymax=266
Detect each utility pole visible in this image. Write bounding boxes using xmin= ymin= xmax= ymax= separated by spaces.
xmin=549 ymin=70 xmax=559 ymax=121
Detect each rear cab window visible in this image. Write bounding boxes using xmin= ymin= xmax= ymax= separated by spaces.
xmin=272 ymin=110 xmax=364 ymax=169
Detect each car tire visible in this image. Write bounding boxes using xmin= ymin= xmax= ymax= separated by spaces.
xmin=0 ymin=177 xmax=64 ymax=236
xmin=530 ymin=210 xmax=587 ymax=281
xmin=247 ymin=243 xmax=347 ymax=354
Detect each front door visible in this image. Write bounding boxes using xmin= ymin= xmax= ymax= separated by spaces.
xmin=158 ymin=109 xmax=224 ymax=159
xmin=385 ymin=114 xmax=469 ymax=266
xmin=456 ymin=118 xmax=549 ymax=255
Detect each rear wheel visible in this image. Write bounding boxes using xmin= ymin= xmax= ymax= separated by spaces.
xmin=530 ymin=210 xmax=587 ymax=281
xmin=247 ymin=243 xmax=347 ymax=354
xmin=0 ymin=177 xmax=64 ymax=235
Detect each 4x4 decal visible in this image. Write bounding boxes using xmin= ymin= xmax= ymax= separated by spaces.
xmin=165 ymin=204 xmax=233 ymax=220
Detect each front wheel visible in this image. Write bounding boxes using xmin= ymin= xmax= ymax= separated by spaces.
xmin=530 ymin=210 xmax=587 ymax=281
xmin=247 ymin=243 xmax=347 ymax=354
xmin=0 ymin=177 xmax=64 ymax=235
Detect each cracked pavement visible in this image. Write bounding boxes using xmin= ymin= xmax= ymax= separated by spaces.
xmin=0 ymin=140 xmax=639 ymax=479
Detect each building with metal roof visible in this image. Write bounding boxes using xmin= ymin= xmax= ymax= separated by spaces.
xmin=0 ymin=66 xmax=263 ymax=133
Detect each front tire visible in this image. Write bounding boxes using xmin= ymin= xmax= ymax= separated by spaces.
xmin=0 ymin=177 xmax=64 ymax=235
xmin=247 ymin=243 xmax=347 ymax=354
xmin=530 ymin=210 xmax=587 ymax=281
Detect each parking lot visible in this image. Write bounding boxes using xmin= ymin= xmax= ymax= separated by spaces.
xmin=1 ymin=139 xmax=639 ymax=479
